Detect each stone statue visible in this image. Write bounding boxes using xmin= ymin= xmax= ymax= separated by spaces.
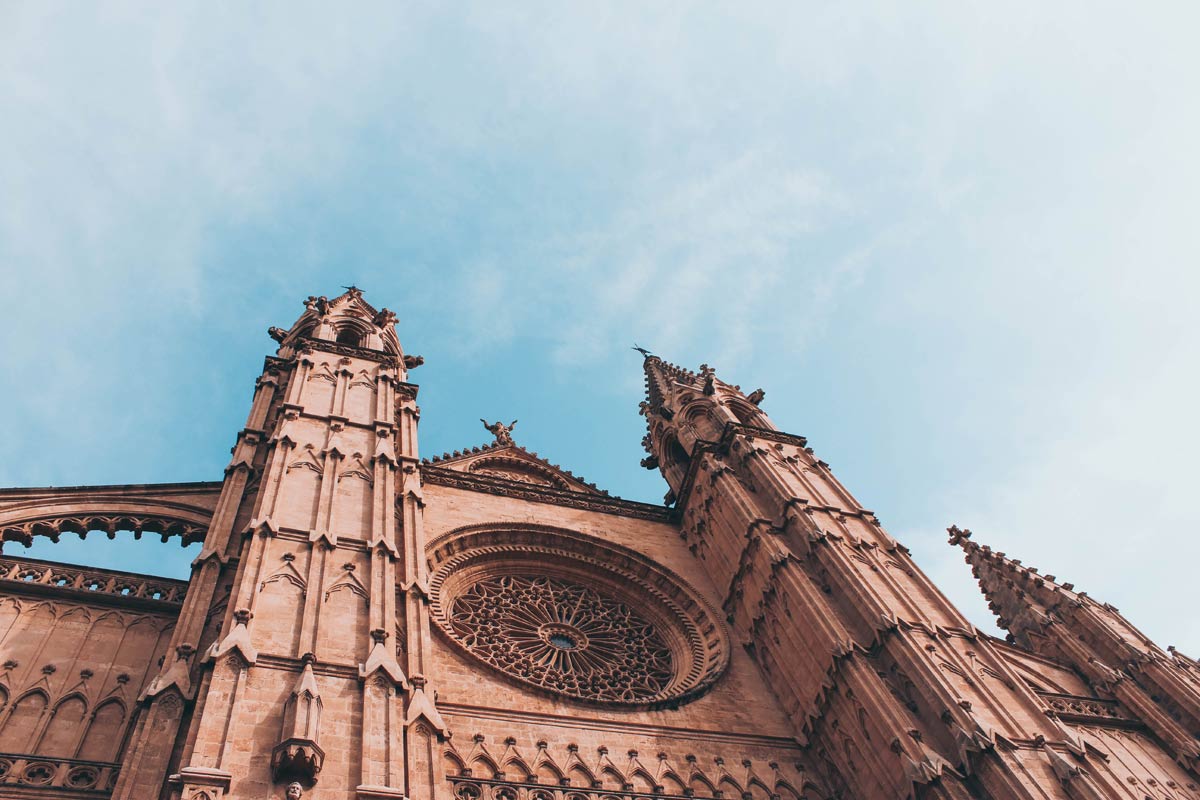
xmin=481 ymin=419 xmax=518 ymax=445
xmin=286 ymin=782 xmax=303 ymax=799
xmin=304 ymin=295 xmax=330 ymax=316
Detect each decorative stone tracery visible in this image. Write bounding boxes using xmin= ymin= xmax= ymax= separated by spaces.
xmin=448 ymin=574 xmax=675 ymax=703
xmin=429 ymin=525 xmax=729 ymax=709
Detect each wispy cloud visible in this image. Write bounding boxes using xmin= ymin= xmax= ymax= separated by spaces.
xmin=1 ymin=3 xmax=1198 ymax=650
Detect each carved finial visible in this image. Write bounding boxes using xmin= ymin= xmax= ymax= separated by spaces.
xmin=372 ymin=308 xmax=397 ymax=328
xmin=947 ymin=525 xmax=972 ymax=546
xmin=480 ymin=419 xmax=518 ymax=446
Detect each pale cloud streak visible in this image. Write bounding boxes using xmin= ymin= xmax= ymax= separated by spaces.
xmin=1 ymin=2 xmax=1198 ymax=648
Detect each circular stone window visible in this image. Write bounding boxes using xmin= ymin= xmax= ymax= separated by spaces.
xmin=428 ymin=526 xmax=729 ymax=708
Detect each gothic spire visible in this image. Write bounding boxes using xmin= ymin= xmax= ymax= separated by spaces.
xmin=947 ymin=525 xmax=1077 ymax=648
xmin=641 ymin=354 xmax=696 ymax=414
xmin=950 ymin=525 xmax=1200 ymax=770
xmin=638 ymin=354 xmax=775 ymax=500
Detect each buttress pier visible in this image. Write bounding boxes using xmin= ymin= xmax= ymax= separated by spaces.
xmin=639 ymin=355 xmax=1200 ymax=799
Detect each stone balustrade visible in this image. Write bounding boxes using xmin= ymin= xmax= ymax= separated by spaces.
xmin=0 ymin=556 xmax=187 ymax=604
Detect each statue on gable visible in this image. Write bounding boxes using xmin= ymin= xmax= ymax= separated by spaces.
xmin=481 ymin=418 xmax=518 ymax=446
xmin=304 ymin=296 xmax=330 ymax=317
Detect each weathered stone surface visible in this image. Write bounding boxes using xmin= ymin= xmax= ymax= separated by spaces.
xmin=0 ymin=289 xmax=1193 ymax=799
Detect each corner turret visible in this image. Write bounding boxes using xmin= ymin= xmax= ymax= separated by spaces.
xmin=269 ymin=287 xmax=423 ymax=379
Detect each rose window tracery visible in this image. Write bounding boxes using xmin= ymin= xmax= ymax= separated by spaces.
xmin=449 ymin=574 xmax=675 ymax=702
xmin=429 ymin=526 xmax=730 ymax=709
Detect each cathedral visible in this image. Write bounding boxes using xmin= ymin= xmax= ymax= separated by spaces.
xmin=0 ymin=288 xmax=1196 ymax=800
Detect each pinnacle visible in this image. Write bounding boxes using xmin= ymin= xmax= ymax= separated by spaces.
xmin=949 ymin=524 xmax=1090 ymax=645
xmin=947 ymin=524 xmax=974 ymax=548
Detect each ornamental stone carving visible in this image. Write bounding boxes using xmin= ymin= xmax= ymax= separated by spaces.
xmin=428 ymin=525 xmax=729 ymax=708
xmin=449 ymin=573 xmax=675 ymax=702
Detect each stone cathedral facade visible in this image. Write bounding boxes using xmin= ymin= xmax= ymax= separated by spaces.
xmin=0 ymin=288 xmax=1197 ymax=800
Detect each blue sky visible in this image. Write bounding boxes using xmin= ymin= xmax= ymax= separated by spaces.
xmin=2 ymin=3 xmax=1198 ymax=652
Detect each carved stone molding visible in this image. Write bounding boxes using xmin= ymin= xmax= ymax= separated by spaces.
xmin=0 ymin=753 xmax=120 ymax=793
xmin=296 ymin=336 xmax=401 ymax=367
xmin=422 ymin=468 xmax=670 ymax=522
xmin=428 ymin=525 xmax=728 ymax=709
xmin=1037 ymin=692 xmax=1143 ymax=729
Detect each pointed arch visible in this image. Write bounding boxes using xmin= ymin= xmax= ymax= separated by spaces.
xmin=660 ymin=769 xmax=687 ymax=796
xmin=0 ymin=689 xmax=48 ymax=752
xmin=39 ymin=693 xmax=87 ymax=757
xmin=600 ymin=764 xmax=626 ymax=791
xmin=747 ymin=777 xmax=774 ymax=800
xmin=534 ymin=756 xmax=566 ymax=786
xmin=0 ymin=597 xmax=21 ymax=646
xmin=257 ymin=561 xmax=305 ymax=655
xmin=568 ymin=762 xmax=597 ymax=789
xmin=77 ymin=698 xmax=126 ymax=762
xmin=628 ymin=766 xmax=658 ymax=794
xmin=774 ymin=780 xmax=802 ymax=800
xmin=727 ymin=400 xmax=770 ymax=429
xmin=469 ymin=750 xmax=502 ymax=779
xmin=442 ymin=746 xmax=468 ymax=777
xmin=689 ymin=769 xmax=718 ymax=797
xmin=683 ymin=402 xmax=724 ymax=442
xmin=335 ymin=325 xmax=363 ymax=347
xmin=502 ymin=753 xmax=535 ymax=783
xmin=719 ymin=775 xmax=745 ymax=798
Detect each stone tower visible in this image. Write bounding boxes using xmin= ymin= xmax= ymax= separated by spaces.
xmin=0 ymin=289 xmax=1195 ymax=800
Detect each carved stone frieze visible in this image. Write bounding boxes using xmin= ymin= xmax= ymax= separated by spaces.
xmin=1037 ymin=692 xmax=1142 ymax=729
xmin=297 ymin=336 xmax=401 ymax=367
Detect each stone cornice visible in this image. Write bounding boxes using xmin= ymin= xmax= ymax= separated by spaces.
xmin=439 ymin=703 xmax=803 ymax=750
xmin=0 ymin=480 xmax=223 ymax=498
xmin=297 ymin=335 xmax=402 ymax=366
xmin=422 ymin=466 xmax=672 ymax=522
xmin=1036 ymin=692 xmax=1143 ymax=730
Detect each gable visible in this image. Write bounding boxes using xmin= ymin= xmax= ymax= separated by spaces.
xmin=423 ymin=444 xmax=605 ymax=496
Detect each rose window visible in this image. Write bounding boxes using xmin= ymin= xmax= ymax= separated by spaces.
xmin=448 ymin=574 xmax=675 ymax=702
xmin=429 ymin=526 xmax=730 ymax=708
